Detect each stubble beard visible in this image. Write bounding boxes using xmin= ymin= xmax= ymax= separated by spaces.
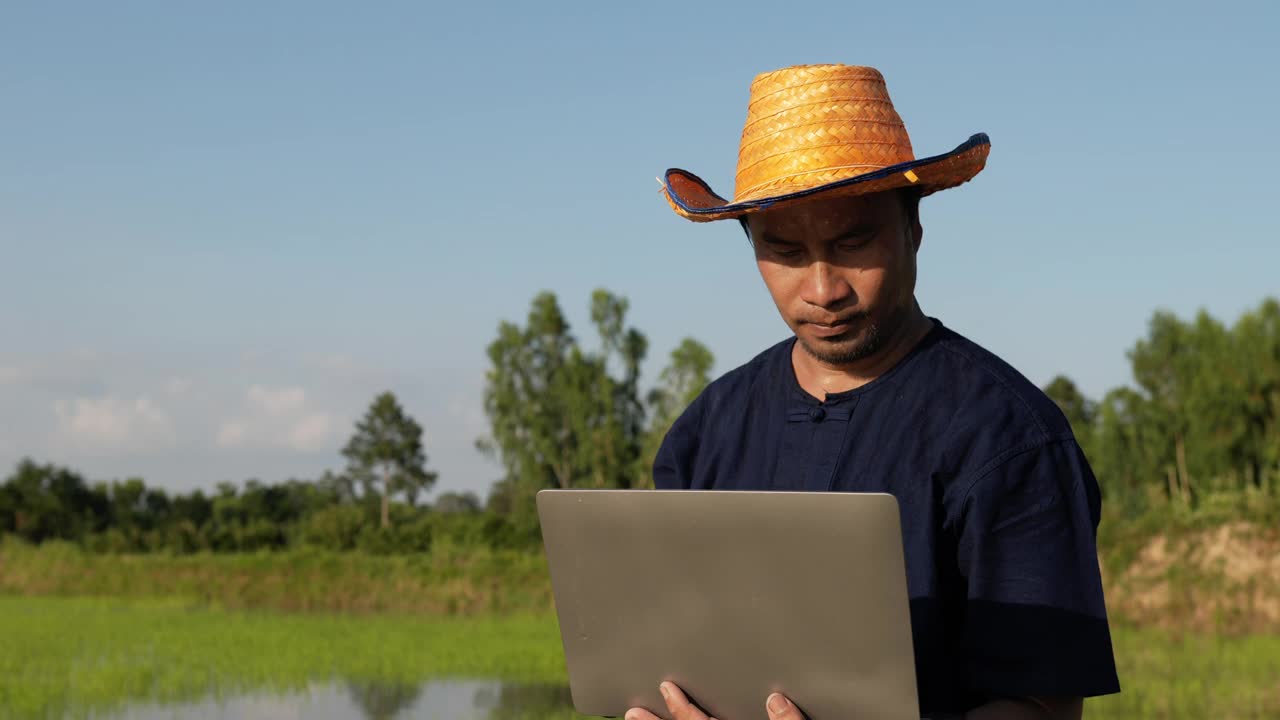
xmin=796 ymin=303 xmax=910 ymax=367
xmin=797 ymin=319 xmax=884 ymax=366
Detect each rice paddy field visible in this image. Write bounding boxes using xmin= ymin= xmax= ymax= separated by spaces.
xmin=2 ymin=595 xmax=1279 ymax=720
xmin=0 ymin=596 xmax=566 ymax=720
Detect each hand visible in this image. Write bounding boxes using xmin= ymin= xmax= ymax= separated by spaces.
xmin=626 ymin=681 xmax=805 ymax=720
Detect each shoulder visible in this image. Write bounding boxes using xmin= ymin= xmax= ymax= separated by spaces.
xmin=907 ymin=323 xmax=1079 ymax=490
xmin=688 ymin=336 xmax=791 ymax=418
xmin=652 ymin=338 xmax=791 ymax=489
xmin=927 ymin=322 xmax=1075 ymax=442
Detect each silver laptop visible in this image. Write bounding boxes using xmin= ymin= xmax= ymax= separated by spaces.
xmin=536 ymin=489 xmax=918 ymax=720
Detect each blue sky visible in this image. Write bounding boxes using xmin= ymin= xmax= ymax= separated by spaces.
xmin=2 ymin=1 xmax=1277 ymax=497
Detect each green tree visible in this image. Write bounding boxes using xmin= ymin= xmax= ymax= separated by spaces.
xmin=478 ymin=290 xmax=650 ymax=524
xmin=1092 ymin=386 xmax=1159 ymax=509
xmin=0 ymin=459 xmax=104 ymax=543
xmin=589 ymin=289 xmax=650 ymax=490
xmin=342 ymin=392 xmax=437 ymax=529
xmin=1232 ymin=298 xmax=1280 ymax=488
xmin=1084 ymin=297 xmax=1280 ymax=508
xmin=433 ymin=491 xmax=482 ymax=513
xmin=1128 ymin=309 xmax=1236 ymax=504
xmin=315 ymin=469 xmax=358 ymax=503
xmin=102 ymin=477 xmax=149 ymax=548
xmin=1043 ymin=375 xmax=1097 ymax=432
xmin=641 ymin=338 xmax=715 ymax=486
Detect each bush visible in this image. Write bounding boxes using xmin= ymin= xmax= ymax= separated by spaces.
xmin=236 ymin=519 xmax=286 ymax=551
xmin=355 ymin=517 xmax=433 ymax=555
xmin=301 ymin=505 xmax=366 ymax=551
xmin=83 ymin=528 xmax=139 ymax=554
xmin=396 ymin=515 xmax=434 ymax=553
xmin=163 ymin=520 xmax=206 ymax=555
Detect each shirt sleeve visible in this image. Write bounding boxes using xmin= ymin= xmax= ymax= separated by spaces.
xmin=652 ymin=393 xmax=705 ymax=490
xmin=954 ymin=437 xmax=1121 ymax=700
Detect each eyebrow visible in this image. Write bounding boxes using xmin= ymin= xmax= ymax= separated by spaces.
xmin=758 ymin=222 xmax=877 ymax=246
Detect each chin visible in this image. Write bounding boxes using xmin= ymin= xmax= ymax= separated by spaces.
xmin=798 ymin=326 xmax=883 ymax=365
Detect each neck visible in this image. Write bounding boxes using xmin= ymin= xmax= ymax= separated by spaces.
xmin=791 ymin=304 xmax=932 ymax=399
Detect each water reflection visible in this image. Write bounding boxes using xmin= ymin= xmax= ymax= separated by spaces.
xmin=103 ymin=678 xmax=581 ymax=720
xmin=346 ymin=680 xmax=424 ymax=720
xmin=473 ymin=682 xmax=578 ymax=720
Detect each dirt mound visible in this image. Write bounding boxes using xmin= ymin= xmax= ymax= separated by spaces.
xmin=1107 ymin=522 xmax=1280 ymax=634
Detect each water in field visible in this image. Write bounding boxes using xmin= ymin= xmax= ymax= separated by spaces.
xmin=98 ymin=679 xmax=579 ymax=720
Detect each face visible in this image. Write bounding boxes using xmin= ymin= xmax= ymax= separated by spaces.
xmin=747 ymin=190 xmax=923 ymax=366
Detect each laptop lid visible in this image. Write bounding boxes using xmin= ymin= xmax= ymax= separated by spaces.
xmin=536 ymin=489 xmax=918 ymax=720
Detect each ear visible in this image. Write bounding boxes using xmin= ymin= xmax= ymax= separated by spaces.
xmin=899 ymin=189 xmax=923 ymax=253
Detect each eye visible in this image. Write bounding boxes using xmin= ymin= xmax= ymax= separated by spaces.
xmin=767 ymin=243 xmax=802 ymax=258
xmin=837 ymin=229 xmax=876 ymax=250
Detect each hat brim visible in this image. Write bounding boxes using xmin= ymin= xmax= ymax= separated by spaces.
xmin=662 ymin=133 xmax=990 ymax=222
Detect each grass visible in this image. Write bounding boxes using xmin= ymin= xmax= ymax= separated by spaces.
xmin=0 ymin=596 xmax=568 ymax=720
xmin=0 ymin=537 xmax=553 ymax=615
xmin=1090 ymin=623 xmax=1280 ymax=719
xmin=3 ymin=597 xmax=1279 ymax=720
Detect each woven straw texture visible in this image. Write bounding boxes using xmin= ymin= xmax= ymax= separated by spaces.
xmin=662 ymin=64 xmax=989 ymax=222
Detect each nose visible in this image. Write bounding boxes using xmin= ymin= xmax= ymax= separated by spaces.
xmin=800 ymin=260 xmax=853 ymax=309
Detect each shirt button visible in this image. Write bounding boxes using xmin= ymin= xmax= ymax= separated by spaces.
xmin=809 ymin=406 xmax=826 ymax=422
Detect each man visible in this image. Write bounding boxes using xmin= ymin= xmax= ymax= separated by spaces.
xmin=629 ymin=65 xmax=1120 ymax=720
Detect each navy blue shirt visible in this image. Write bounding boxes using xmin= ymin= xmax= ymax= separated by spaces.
xmin=653 ymin=320 xmax=1120 ymax=716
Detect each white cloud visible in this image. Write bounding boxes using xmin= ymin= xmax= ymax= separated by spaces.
xmin=0 ymin=366 xmax=22 ymax=385
xmin=163 ymin=377 xmax=192 ymax=396
xmin=217 ymin=385 xmax=339 ymax=452
xmin=54 ymin=395 xmax=176 ymax=452
xmin=287 ymin=413 xmax=336 ymax=451
xmin=247 ymin=384 xmax=305 ymax=416
xmin=215 ymin=420 xmax=248 ymax=448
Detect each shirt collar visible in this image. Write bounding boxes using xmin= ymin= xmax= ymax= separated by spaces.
xmin=774 ymin=317 xmax=948 ymax=407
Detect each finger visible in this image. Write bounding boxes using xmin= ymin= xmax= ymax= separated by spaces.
xmin=766 ymin=692 xmax=806 ymax=720
xmin=660 ymin=681 xmax=709 ymax=720
xmin=625 ymin=707 xmax=661 ymax=720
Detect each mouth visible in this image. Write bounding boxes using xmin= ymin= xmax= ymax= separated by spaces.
xmin=803 ymin=315 xmax=860 ymax=338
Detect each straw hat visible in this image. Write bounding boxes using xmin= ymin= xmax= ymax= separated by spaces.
xmin=661 ymin=64 xmax=990 ymax=222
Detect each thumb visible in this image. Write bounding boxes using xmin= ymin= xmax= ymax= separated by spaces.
xmin=766 ymin=693 xmax=804 ymax=720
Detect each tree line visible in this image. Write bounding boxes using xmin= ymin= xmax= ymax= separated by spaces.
xmin=1044 ymin=297 xmax=1280 ymax=514
xmin=0 ymin=289 xmax=713 ymax=554
xmin=1 ymin=291 xmax=1276 ymax=555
